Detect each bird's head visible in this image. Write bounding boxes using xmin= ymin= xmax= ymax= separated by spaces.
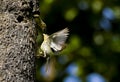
xmin=43 ymin=34 xmax=49 ymax=40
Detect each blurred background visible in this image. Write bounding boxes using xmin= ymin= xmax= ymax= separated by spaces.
xmin=36 ymin=0 xmax=120 ymax=82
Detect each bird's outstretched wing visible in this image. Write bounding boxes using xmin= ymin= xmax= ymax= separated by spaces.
xmin=49 ymin=28 xmax=69 ymax=52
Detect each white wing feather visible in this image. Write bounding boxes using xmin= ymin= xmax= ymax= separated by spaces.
xmin=50 ymin=28 xmax=69 ymax=51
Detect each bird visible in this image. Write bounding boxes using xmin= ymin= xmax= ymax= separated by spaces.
xmin=33 ymin=14 xmax=46 ymax=31
xmin=40 ymin=28 xmax=69 ymax=57
xmin=39 ymin=28 xmax=69 ymax=72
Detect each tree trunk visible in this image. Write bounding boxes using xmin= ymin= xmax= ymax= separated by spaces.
xmin=0 ymin=0 xmax=39 ymax=82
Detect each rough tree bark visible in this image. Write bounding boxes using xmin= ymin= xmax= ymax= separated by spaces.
xmin=0 ymin=0 xmax=39 ymax=82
